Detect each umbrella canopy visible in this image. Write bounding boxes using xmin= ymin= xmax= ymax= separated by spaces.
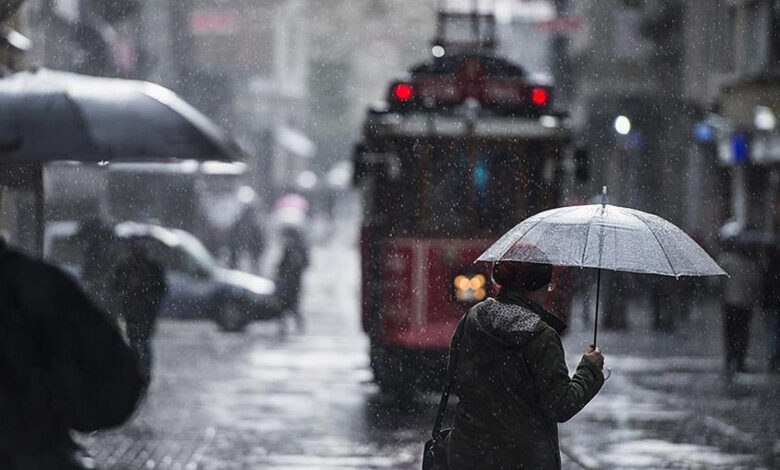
xmin=477 ymin=203 xmax=726 ymax=278
xmin=0 ymin=68 xmax=246 ymax=163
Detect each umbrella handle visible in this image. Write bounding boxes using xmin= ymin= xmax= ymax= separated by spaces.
xmin=592 ymin=268 xmax=602 ymax=348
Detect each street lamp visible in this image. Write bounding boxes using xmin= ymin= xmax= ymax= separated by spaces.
xmin=754 ymin=106 xmax=776 ymax=132
xmin=614 ymin=115 xmax=631 ymax=135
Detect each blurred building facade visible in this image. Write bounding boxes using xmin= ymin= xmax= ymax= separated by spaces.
xmin=560 ymin=0 xmax=697 ymax=227
xmin=10 ymin=0 xmax=778 ymax=245
xmin=556 ymin=0 xmax=780 ymax=245
xmin=553 ymin=0 xmax=730 ymax=329
xmin=551 ymin=0 xmax=780 ymax=328
xmin=8 ymin=0 xmax=570 ymax=203
xmin=704 ymin=0 xmax=780 ymax=245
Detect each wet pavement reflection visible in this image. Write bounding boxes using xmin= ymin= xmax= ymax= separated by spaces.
xmin=80 ymin=223 xmax=779 ymax=469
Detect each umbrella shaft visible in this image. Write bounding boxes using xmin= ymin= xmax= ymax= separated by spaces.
xmin=593 ymin=268 xmax=601 ymax=348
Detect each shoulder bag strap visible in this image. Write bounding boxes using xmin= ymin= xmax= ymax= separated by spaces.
xmin=431 ymin=316 xmax=466 ymax=439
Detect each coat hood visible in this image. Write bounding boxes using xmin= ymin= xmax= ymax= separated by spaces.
xmin=465 ymin=292 xmax=566 ymax=357
xmin=478 ymin=298 xmax=541 ymax=338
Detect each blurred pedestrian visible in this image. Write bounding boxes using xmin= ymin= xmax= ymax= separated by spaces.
xmin=229 ymin=206 xmax=265 ymax=273
xmin=79 ymin=217 xmax=117 ymax=313
xmin=110 ymin=242 xmax=168 ymax=386
xmin=600 ymin=271 xmax=629 ymax=330
xmin=763 ymin=247 xmax=780 ymax=373
xmin=650 ymin=276 xmax=684 ymax=332
xmin=719 ymin=242 xmax=761 ymax=374
xmin=0 ymin=239 xmax=143 ymax=469
xmin=276 ymin=226 xmax=309 ymax=334
xmin=447 ymin=251 xmax=605 ymax=469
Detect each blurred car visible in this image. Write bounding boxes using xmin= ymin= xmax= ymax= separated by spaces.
xmin=44 ymin=220 xmax=279 ymax=332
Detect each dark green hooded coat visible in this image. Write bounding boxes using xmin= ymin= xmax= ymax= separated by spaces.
xmin=447 ymin=291 xmax=604 ymax=470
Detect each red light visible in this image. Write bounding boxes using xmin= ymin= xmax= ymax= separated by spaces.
xmin=531 ymin=88 xmax=549 ymax=106
xmin=393 ymin=83 xmax=414 ymax=102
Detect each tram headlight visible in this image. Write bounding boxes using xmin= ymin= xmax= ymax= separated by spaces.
xmin=454 ymin=275 xmax=470 ymax=291
xmin=454 ymin=273 xmax=487 ymax=303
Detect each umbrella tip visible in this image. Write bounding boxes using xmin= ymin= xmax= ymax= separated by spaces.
xmin=601 ymin=186 xmax=607 ymax=208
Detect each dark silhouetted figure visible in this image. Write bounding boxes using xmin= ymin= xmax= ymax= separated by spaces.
xmin=276 ymin=227 xmax=309 ymax=333
xmin=719 ymin=247 xmax=760 ymax=374
xmin=79 ymin=218 xmax=116 ymax=314
xmin=0 ymin=240 xmax=143 ymax=469
xmin=762 ymin=247 xmax=780 ymax=373
xmin=229 ymin=208 xmax=265 ymax=273
xmin=650 ymin=276 xmax=684 ymax=332
xmin=110 ymin=243 xmax=167 ymax=386
xmin=601 ymin=272 xmax=629 ymax=330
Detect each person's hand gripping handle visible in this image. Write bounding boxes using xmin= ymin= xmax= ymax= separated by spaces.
xmin=584 ymin=345 xmax=605 ymax=371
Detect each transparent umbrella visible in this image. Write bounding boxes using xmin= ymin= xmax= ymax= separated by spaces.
xmin=476 ymin=187 xmax=727 ymax=346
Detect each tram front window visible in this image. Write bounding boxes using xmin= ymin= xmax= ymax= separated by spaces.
xmin=425 ymin=143 xmax=470 ymax=235
xmin=473 ymin=147 xmax=520 ymax=233
xmin=370 ymin=139 xmax=528 ymax=237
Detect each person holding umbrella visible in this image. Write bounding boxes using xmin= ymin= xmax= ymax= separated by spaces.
xmin=446 ymin=242 xmax=605 ymax=469
xmin=426 ymin=188 xmax=726 ymax=469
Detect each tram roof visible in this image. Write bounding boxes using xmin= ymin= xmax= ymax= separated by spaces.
xmin=364 ymin=111 xmax=571 ymax=140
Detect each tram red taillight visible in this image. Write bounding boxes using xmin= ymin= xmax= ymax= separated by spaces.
xmin=531 ymin=87 xmax=549 ymax=107
xmin=392 ymin=83 xmax=415 ymax=102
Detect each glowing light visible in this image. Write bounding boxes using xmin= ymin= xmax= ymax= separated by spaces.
xmin=470 ymin=274 xmax=486 ymax=290
xmin=474 ymin=288 xmax=486 ymax=301
xmin=614 ymin=115 xmax=631 ymax=135
xmin=755 ymin=105 xmax=776 ymax=131
xmin=531 ymin=88 xmax=549 ymax=107
xmin=455 ymin=273 xmax=489 ymax=303
xmin=393 ymin=83 xmax=414 ymax=102
xmin=432 ymin=45 xmax=445 ymax=58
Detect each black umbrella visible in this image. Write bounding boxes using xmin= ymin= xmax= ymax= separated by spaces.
xmin=0 ymin=69 xmax=247 ymax=255
xmin=0 ymin=68 xmax=246 ymax=163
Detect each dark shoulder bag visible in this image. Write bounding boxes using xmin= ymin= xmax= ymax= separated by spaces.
xmin=422 ymin=318 xmax=466 ymax=470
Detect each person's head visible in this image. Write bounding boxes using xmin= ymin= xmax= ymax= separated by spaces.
xmin=492 ymin=261 xmax=552 ymax=291
xmin=281 ymin=225 xmax=303 ymax=246
xmin=491 ymin=242 xmax=553 ymax=303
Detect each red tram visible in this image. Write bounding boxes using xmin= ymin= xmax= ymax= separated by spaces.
xmin=353 ymin=11 xmax=576 ymax=392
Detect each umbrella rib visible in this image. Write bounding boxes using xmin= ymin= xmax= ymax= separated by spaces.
xmin=632 ymin=211 xmax=677 ymax=277
xmin=579 ymin=205 xmax=602 ymax=267
xmin=497 ymin=206 xmax=581 ymax=260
